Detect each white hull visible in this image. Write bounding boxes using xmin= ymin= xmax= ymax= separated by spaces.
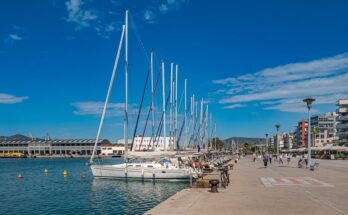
xmin=90 ymin=164 xmax=193 ymax=180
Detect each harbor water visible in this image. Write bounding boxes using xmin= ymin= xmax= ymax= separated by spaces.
xmin=0 ymin=158 xmax=188 ymax=214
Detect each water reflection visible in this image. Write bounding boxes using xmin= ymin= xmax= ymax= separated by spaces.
xmin=90 ymin=178 xmax=188 ymax=214
xmin=0 ymin=158 xmax=188 ymax=215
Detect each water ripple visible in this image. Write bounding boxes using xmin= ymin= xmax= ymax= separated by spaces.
xmin=0 ymin=158 xmax=188 ymax=215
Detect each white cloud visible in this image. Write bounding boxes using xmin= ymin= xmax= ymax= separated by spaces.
xmin=222 ymin=104 xmax=245 ymax=109
xmin=9 ymin=34 xmax=22 ymax=41
xmin=214 ymin=53 xmax=348 ymax=112
xmin=4 ymin=34 xmax=23 ymax=43
xmin=144 ymin=0 xmax=189 ymax=23
xmin=64 ymin=0 xmax=120 ymax=38
xmin=144 ymin=9 xmax=156 ymax=23
xmin=65 ymin=0 xmax=98 ymax=29
xmin=0 ymin=93 xmax=28 ymax=104
xmin=72 ymin=101 xmax=137 ymax=116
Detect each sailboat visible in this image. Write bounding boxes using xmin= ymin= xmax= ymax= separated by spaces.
xmin=89 ymin=10 xmax=195 ymax=180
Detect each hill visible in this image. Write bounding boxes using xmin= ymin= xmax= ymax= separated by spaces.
xmin=223 ymin=137 xmax=266 ymax=147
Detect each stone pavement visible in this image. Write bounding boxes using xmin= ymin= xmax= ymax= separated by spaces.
xmin=145 ymin=157 xmax=348 ymax=215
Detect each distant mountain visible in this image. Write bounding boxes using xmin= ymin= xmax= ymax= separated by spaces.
xmin=0 ymin=134 xmax=43 ymax=141
xmin=223 ymin=137 xmax=266 ymax=146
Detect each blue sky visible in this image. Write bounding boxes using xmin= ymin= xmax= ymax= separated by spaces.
xmin=1 ymin=0 xmax=348 ymax=141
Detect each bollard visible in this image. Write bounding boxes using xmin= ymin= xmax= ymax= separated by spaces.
xmin=209 ymin=179 xmax=220 ymax=193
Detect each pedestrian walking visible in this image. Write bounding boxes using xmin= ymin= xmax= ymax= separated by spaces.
xmin=263 ymin=154 xmax=268 ymax=168
xmin=252 ymin=153 xmax=256 ymax=162
xmin=279 ymin=153 xmax=284 ymax=164
xmin=269 ymin=154 xmax=272 ymax=164
xmin=287 ymin=154 xmax=291 ymax=165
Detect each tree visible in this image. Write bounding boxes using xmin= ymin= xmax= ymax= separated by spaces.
xmin=211 ymin=138 xmax=226 ymax=150
xmin=312 ymin=126 xmax=320 ymax=147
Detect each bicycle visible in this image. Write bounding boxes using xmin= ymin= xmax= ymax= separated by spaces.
xmin=219 ymin=166 xmax=230 ymax=188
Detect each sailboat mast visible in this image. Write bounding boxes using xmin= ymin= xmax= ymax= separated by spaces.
xmin=89 ymin=25 xmax=125 ymax=163
xmin=175 ymin=64 xmax=178 ymax=149
xmin=124 ymin=10 xmax=129 ymax=159
xmin=162 ymin=62 xmax=167 ymax=151
xmin=184 ymin=79 xmax=187 ymax=149
xmin=170 ymin=63 xmax=173 ymax=150
xmin=214 ymin=123 xmax=217 ymax=150
xmin=205 ymin=105 xmax=208 ymax=150
xmin=199 ymin=98 xmax=203 ymax=147
xmin=150 ymin=51 xmax=155 ymax=150
xmin=209 ymin=112 xmax=212 ymax=149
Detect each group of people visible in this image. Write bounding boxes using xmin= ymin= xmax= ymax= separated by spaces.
xmin=252 ymin=152 xmax=292 ymax=168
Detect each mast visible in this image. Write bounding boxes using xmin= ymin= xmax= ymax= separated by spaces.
xmin=150 ymin=51 xmax=155 ymax=150
xmin=209 ymin=112 xmax=212 ymax=149
xmin=170 ymin=63 xmax=173 ymax=150
xmin=89 ymin=25 xmax=125 ymax=163
xmin=124 ymin=10 xmax=129 ymax=160
xmin=199 ymin=98 xmax=203 ymax=148
xmin=195 ymin=100 xmax=198 ymax=146
xmin=162 ymin=62 xmax=167 ymax=151
xmin=205 ymin=105 xmax=208 ymax=150
xmin=175 ymin=64 xmax=178 ymax=149
xmin=184 ymin=79 xmax=187 ymax=149
xmin=214 ymin=123 xmax=217 ymax=150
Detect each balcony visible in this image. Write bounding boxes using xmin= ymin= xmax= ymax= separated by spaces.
xmin=336 ymin=130 xmax=348 ymax=137
xmin=336 ymin=99 xmax=348 ymax=106
xmin=338 ymin=115 xmax=348 ymax=122
xmin=336 ymin=124 xmax=348 ymax=129
xmin=337 ymin=107 xmax=348 ymax=114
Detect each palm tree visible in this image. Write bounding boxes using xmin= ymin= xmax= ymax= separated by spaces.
xmin=312 ymin=126 xmax=320 ymax=146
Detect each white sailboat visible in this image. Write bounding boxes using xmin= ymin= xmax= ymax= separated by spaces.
xmin=89 ymin=10 xmax=195 ymax=180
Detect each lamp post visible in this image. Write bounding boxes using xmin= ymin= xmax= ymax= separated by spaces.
xmin=303 ymin=98 xmax=315 ymax=168
xmin=265 ymin=133 xmax=269 ymax=154
xmin=275 ymin=124 xmax=280 ymax=160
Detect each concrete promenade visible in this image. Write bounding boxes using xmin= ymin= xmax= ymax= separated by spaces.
xmin=146 ymin=157 xmax=348 ymax=215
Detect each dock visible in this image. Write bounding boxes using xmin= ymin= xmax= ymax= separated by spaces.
xmin=145 ymin=157 xmax=348 ymax=215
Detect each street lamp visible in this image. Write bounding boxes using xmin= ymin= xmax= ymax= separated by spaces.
xmin=303 ymin=97 xmax=315 ymax=168
xmin=265 ymin=133 xmax=269 ymax=154
xmin=275 ymin=124 xmax=280 ymax=160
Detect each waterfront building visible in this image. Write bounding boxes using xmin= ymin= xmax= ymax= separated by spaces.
xmin=311 ymin=112 xmax=338 ymax=147
xmin=283 ymin=132 xmax=294 ymax=149
xmin=101 ymin=144 xmax=126 ymax=156
xmin=273 ymin=134 xmax=284 ymax=150
xmin=294 ymin=120 xmax=308 ymax=148
xmin=336 ymin=100 xmax=348 ymax=146
xmin=0 ymin=138 xmax=107 ymax=156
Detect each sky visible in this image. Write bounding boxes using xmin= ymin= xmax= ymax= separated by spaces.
xmin=1 ymin=0 xmax=348 ymax=141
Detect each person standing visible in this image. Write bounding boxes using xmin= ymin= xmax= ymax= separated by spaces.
xmin=252 ymin=152 xmax=256 ymax=162
xmin=269 ymin=154 xmax=272 ymax=164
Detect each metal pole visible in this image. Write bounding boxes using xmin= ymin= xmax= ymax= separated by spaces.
xmin=265 ymin=133 xmax=269 ymax=154
xmin=89 ymin=25 xmax=125 ymax=163
xmin=170 ymin=63 xmax=173 ymax=150
xmin=307 ymin=108 xmax=312 ymax=168
xmin=150 ymin=51 xmax=155 ymax=150
xmin=175 ymin=64 xmax=178 ymax=150
xmin=276 ymin=126 xmax=280 ymax=160
xmin=162 ymin=62 xmax=167 ymax=151
xmin=124 ymin=10 xmax=129 ymax=158
xmin=184 ymin=79 xmax=187 ymax=149
xmin=214 ymin=123 xmax=217 ymax=150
